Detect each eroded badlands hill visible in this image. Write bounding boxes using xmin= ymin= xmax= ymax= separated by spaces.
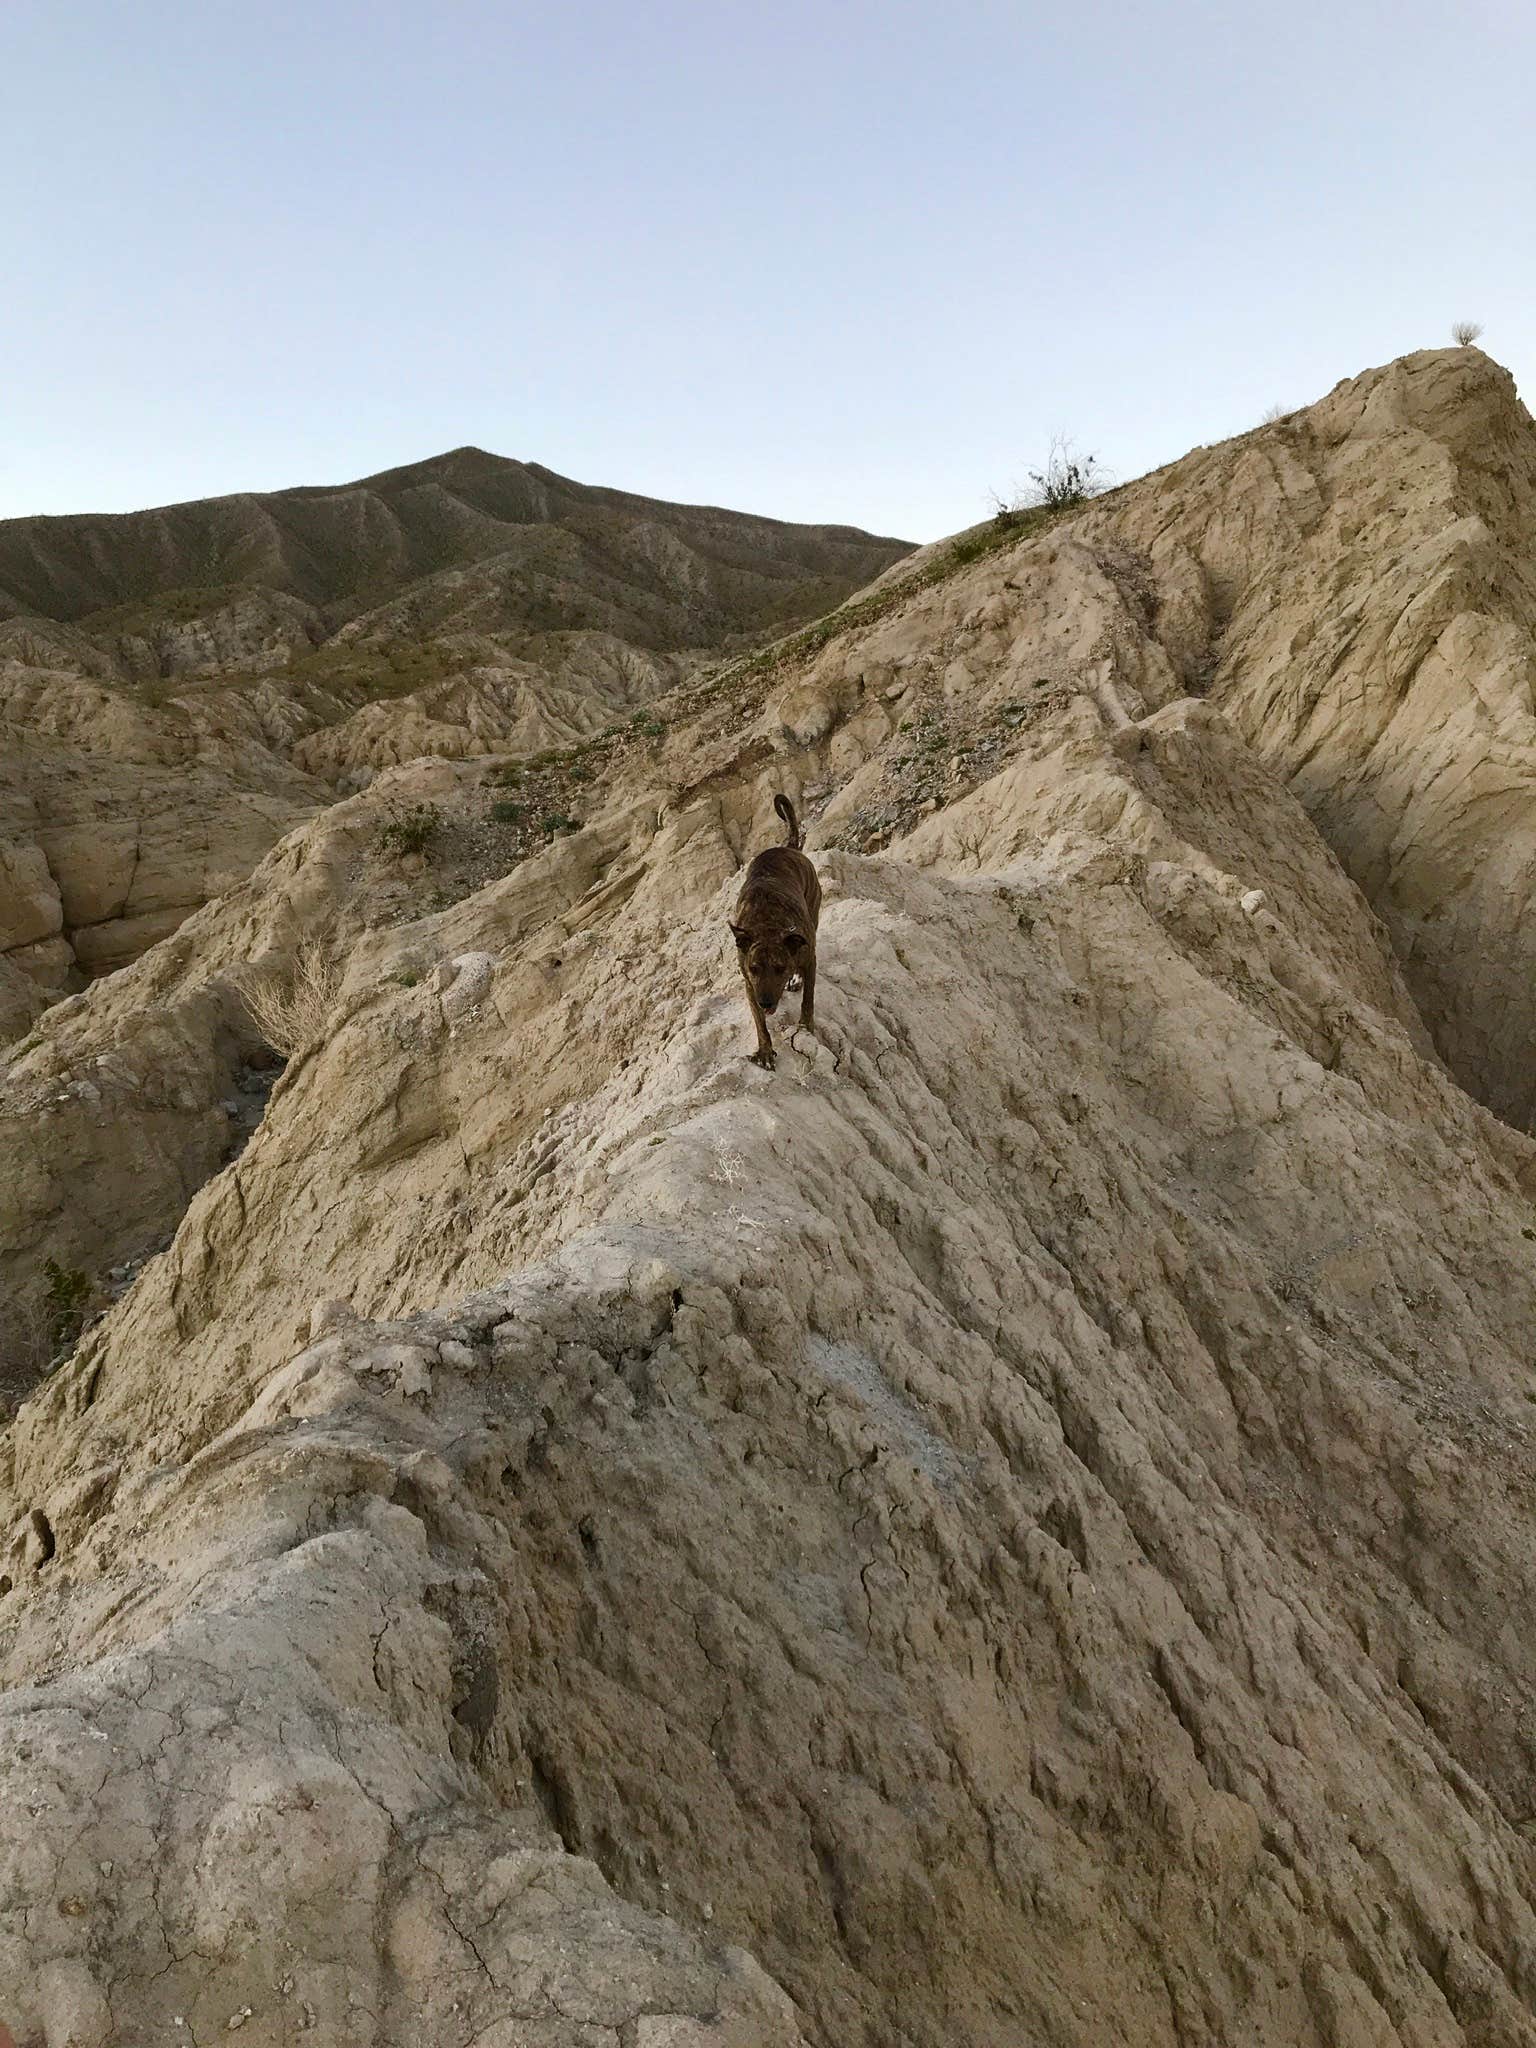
xmin=0 ymin=448 xmax=908 ymax=636
xmin=6 ymin=350 xmax=1536 ymax=2046
xmin=0 ymin=453 xmax=910 ymax=1004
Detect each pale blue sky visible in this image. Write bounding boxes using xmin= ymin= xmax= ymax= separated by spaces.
xmin=3 ymin=0 xmax=1531 ymax=539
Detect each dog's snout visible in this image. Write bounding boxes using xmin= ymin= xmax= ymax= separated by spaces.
xmin=761 ymin=995 xmax=778 ymax=1013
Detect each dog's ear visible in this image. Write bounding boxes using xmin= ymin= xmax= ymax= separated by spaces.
xmin=784 ymin=930 xmax=807 ymax=953
xmin=730 ymin=924 xmax=751 ymax=949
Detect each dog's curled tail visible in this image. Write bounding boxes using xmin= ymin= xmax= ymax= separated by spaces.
xmin=774 ymin=793 xmax=801 ymax=849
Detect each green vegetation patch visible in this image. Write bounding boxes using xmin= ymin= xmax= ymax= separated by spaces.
xmin=377 ymin=802 xmax=443 ymax=857
xmin=42 ymin=1258 xmax=93 ymax=1352
xmin=288 ymin=637 xmax=470 ymax=701
xmin=79 ymin=583 xmax=256 ymax=636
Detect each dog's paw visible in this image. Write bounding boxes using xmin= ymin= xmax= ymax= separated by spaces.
xmin=748 ymin=1048 xmax=777 ymax=1071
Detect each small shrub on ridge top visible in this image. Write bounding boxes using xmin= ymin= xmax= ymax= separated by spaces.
xmin=1024 ymin=435 xmax=1109 ymax=510
xmin=988 ymin=436 xmax=1110 ymax=519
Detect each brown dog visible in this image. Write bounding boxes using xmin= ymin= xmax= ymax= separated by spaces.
xmin=730 ymin=794 xmax=821 ymax=1070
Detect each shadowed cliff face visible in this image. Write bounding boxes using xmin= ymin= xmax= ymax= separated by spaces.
xmin=8 ymin=351 xmax=1536 ymax=2046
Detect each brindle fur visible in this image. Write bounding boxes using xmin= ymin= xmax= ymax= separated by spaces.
xmin=730 ymin=793 xmax=821 ymax=1070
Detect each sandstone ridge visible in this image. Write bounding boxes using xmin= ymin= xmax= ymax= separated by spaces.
xmin=6 ymin=350 xmax=1536 ymax=2046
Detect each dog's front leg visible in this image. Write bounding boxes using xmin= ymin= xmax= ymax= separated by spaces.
xmin=740 ymin=963 xmax=777 ymax=1069
xmin=798 ymin=947 xmax=816 ymax=1034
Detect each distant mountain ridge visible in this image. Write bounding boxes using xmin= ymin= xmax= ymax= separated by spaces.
xmin=0 ymin=448 xmax=913 ymax=997
xmin=0 ymin=448 xmax=913 ymax=644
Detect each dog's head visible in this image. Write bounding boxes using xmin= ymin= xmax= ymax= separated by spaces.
xmin=731 ymin=925 xmax=806 ymax=1014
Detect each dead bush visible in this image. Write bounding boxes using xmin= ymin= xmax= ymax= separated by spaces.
xmin=240 ymin=948 xmax=342 ymax=1057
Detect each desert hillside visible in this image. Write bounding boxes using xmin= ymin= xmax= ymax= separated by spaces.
xmin=0 ymin=449 xmax=908 ymax=635
xmin=7 ymin=348 xmax=1536 ymax=2046
xmin=0 ymin=454 xmax=910 ymax=1004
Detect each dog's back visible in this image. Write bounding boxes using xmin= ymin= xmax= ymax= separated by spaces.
xmin=736 ymin=793 xmax=819 ymax=924
xmin=740 ymin=843 xmax=820 ymax=920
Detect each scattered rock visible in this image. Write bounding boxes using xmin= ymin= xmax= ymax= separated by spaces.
xmin=309 ymin=1299 xmax=357 ymax=1340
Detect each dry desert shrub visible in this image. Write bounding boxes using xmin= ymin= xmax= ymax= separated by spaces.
xmin=1452 ymin=320 xmax=1484 ymax=346
xmin=239 ymin=947 xmax=341 ymax=1056
xmin=990 ymin=434 xmax=1112 ymax=517
xmin=0 ymin=1256 xmax=97 ymax=1407
xmin=0 ymin=1288 xmax=54 ymax=1411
